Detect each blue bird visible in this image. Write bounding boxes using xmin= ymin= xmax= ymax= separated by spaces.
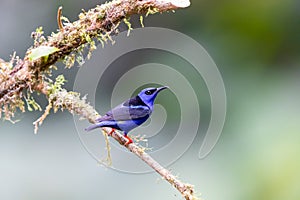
xmin=85 ymin=86 xmax=169 ymax=145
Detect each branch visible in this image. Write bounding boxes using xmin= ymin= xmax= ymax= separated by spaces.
xmin=34 ymin=75 xmax=199 ymax=199
xmin=40 ymin=83 xmax=198 ymax=200
xmin=0 ymin=0 xmax=190 ymax=120
xmin=0 ymin=0 xmax=198 ymax=199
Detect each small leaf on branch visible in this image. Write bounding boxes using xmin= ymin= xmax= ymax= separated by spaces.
xmin=28 ymin=46 xmax=59 ymax=61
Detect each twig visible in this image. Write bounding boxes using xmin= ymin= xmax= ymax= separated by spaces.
xmin=57 ymin=6 xmax=64 ymax=32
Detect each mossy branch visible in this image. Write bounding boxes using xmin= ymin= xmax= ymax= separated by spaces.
xmin=39 ymin=75 xmax=198 ymax=200
xmin=0 ymin=0 xmax=190 ymax=120
xmin=29 ymin=76 xmax=198 ymax=199
xmin=0 ymin=0 xmax=198 ymax=199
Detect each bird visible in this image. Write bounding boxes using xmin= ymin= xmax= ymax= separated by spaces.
xmin=85 ymin=86 xmax=169 ymax=145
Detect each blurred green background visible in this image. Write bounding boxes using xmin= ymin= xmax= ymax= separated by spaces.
xmin=1 ymin=0 xmax=300 ymax=200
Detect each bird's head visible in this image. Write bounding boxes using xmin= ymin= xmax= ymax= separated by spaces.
xmin=138 ymin=86 xmax=169 ymax=107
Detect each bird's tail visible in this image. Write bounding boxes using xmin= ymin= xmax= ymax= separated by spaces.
xmin=85 ymin=124 xmax=102 ymax=132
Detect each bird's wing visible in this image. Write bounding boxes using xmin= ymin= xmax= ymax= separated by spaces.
xmin=96 ymin=97 xmax=151 ymax=122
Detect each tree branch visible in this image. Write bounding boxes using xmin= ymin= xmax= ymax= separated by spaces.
xmin=41 ymin=83 xmax=198 ymax=200
xmin=0 ymin=0 xmax=198 ymax=199
xmin=0 ymin=0 xmax=190 ymax=118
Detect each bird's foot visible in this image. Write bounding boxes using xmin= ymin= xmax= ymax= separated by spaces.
xmin=124 ymin=135 xmax=133 ymax=146
xmin=108 ymin=128 xmax=115 ymax=136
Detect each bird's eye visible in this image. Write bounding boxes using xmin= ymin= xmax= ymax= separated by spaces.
xmin=145 ymin=90 xmax=152 ymax=95
xmin=145 ymin=89 xmax=156 ymax=95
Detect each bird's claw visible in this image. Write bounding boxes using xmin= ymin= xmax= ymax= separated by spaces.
xmin=124 ymin=135 xmax=133 ymax=146
xmin=108 ymin=128 xmax=115 ymax=136
xmin=107 ymin=129 xmax=132 ymax=145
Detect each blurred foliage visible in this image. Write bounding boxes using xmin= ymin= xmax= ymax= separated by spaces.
xmin=174 ymin=0 xmax=299 ymax=68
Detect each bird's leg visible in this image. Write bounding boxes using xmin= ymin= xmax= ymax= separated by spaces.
xmin=108 ymin=128 xmax=115 ymax=136
xmin=124 ymin=133 xmax=133 ymax=146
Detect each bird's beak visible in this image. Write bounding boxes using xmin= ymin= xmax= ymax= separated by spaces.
xmin=157 ymin=86 xmax=169 ymax=92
